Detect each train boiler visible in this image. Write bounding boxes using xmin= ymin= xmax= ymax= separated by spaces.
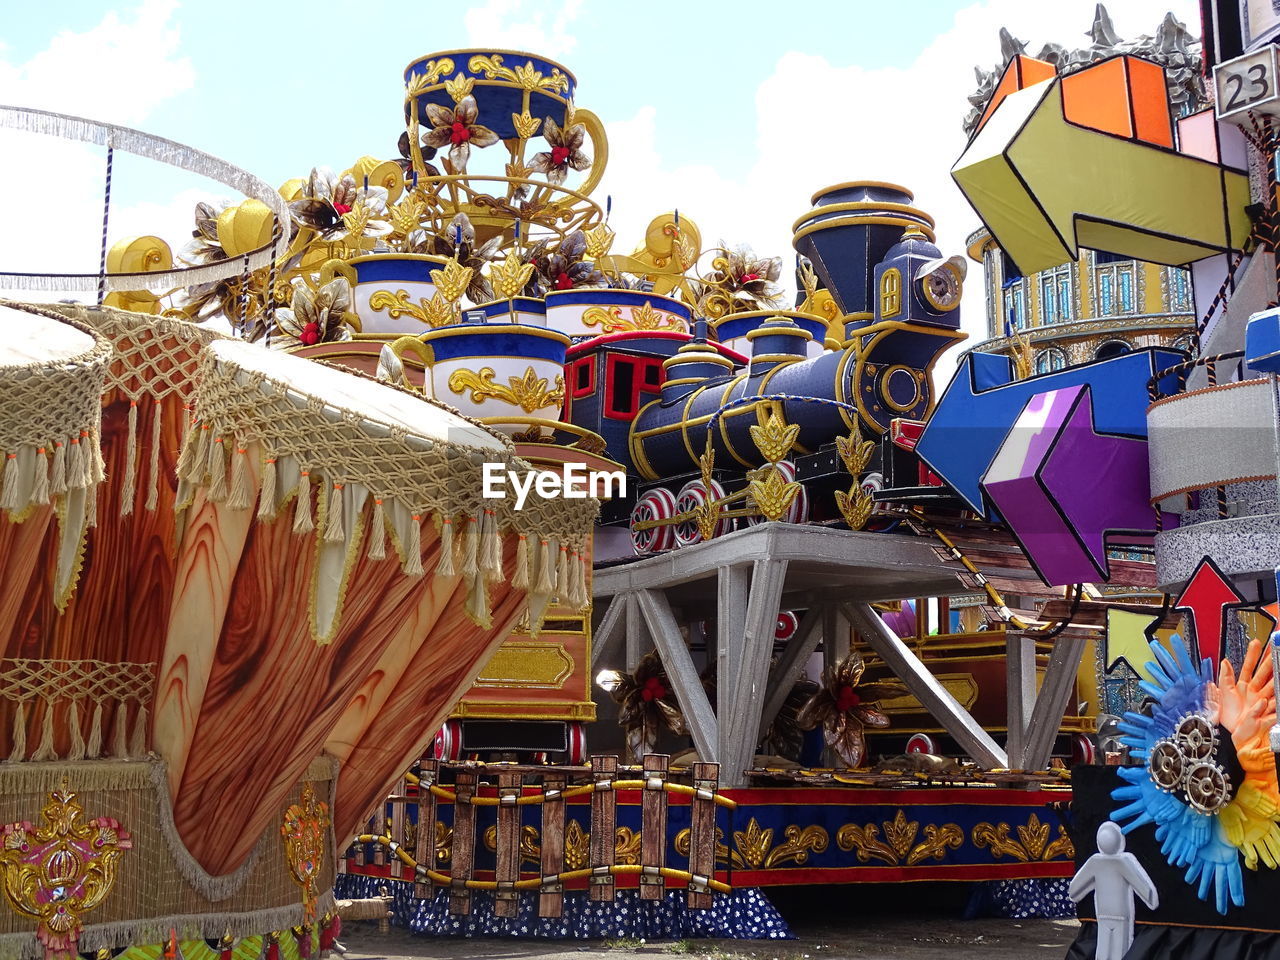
xmin=563 ymin=183 xmax=969 ymax=552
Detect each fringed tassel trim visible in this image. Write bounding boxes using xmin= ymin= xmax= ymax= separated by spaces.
xmin=67 ymin=699 xmax=86 ymax=760
xmin=50 ymin=441 xmax=67 ymax=496
xmin=323 ymin=483 xmax=344 ymax=543
xmin=227 ymin=442 xmax=254 ymax=510
xmin=258 ymin=456 xmax=279 ymax=520
xmin=121 ymin=400 xmax=138 ymax=515
xmin=111 ymin=701 xmax=129 ymax=758
xmin=146 ymin=399 xmax=163 ymax=511
xmin=555 ymin=544 xmax=572 ymax=602
xmin=32 ymin=447 xmax=50 ymax=505
xmin=403 ymin=514 xmax=425 ymax=576
xmin=481 ymin=509 xmax=502 ymax=581
xmin=293 ymin=469 xmax=314 ymax=533
xmin=535 ymin=539 xmax=555 ymax=595
xmin=129 ymin=703 xmax=148 ymax=758
xmin=86 ymin=701 xmax=104 ymax=759
xmin=367 ymin=499 xmax=387 ymax=560
xmin=30 ymin=699 xmax=57 ymax=762
xmin=568 ymin=547 xmax=589 ymax=610
xmin=207 ymin=437 xmax=229 ymax=503
xmin=436 ymin=517 xmax=455 ymax=577
xmin=0 ymin=453 xmax=21 ymax=511
xmin=461 ymin=515 xmax=479 ymax=580
xmin=8 ymin=701 xmax=26 ymax=762
xmin=512 ymin=535 xmax=529 ymax=591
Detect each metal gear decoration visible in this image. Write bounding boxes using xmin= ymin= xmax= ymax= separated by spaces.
xmin=1148 ymin=739 xmax=1185 ymax=792
xmin=1185 ymin=762 xmax=1232 ymax=816
xmin=1176 ymin=713 xmax=1216 ymax=762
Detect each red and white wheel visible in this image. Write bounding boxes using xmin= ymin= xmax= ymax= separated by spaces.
xmin=566 ymin=722 xmax=587 ymax=765
xmin=630 ymin=487 xmax=677 ymax=554
xmin=673 ymin=478 xmax=733 ymax=547
xmin=776 ymin=610 xmax=799 ymax=642
xmin=1071 ymin=734 xmax=1096 ymax=766
xmin=433 ymin=719 xmax=463 ymax=761
xmin=744 ymin=461 xmax=809 ymax=525
xmin=906 ymin=733 xmax=936 ymax=755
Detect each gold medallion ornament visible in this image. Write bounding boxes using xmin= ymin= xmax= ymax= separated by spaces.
xmin=281 ymin=783 xmax=331 ymax=922
xmin=0 ymin=783 xmax=132 ymax=959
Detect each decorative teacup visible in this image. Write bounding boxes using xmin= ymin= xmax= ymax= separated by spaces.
xmin=544 ymin=289 xmax=691 ymax=339
xmin=333 ymin=253 xmax=450 ymax=335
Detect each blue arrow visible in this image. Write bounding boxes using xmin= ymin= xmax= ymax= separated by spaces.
xmin=916 ymin=347 xmax=1186 ymax=516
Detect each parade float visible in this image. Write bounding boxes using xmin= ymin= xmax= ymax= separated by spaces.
xmin=8 ymin=2 xmax=1280 ymax=955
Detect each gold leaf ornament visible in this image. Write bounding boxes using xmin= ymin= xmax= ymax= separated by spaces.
xmin=512 ymin=111 xmax=542 ymax=140
xmin=749 ymin=466 xmax=801 ymax=523
xmin=444 ymin=72 xmax=476 ymax=102
xmin=448 ymin=366 xmax=565 ymax=413
xmin=489 ymin=251 xmax=535 ymax=299
xmin=584 ymin=222 xmax=616 ymax=260
xmin=749 ymin=411 xmax=800 ymax=464
xmin=406 ymin=58 xmax=456 ymax=98
xmin=430 ymin=259 xmax=474 ymax=303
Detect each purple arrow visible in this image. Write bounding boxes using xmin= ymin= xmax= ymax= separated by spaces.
xmin=981 ymin=384 xmax=1177 ymax=586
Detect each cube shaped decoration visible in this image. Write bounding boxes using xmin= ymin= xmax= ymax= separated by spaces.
xmin=1060 ymin=55 xmax=1174 ymax=148
xmin=972 ymin=54 xmax=1056 ymax=137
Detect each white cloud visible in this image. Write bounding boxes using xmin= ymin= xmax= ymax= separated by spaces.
xmin=0 ymin=0 xmax=195 ymax=297
xmin=594 ymin=0 xmax=1200 ymax=383
xmin=464 ymin=0 xmax=586 ymax=60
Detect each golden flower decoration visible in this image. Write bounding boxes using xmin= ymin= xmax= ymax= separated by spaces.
xmin=489 ymin=252 xmax=536 ymax=300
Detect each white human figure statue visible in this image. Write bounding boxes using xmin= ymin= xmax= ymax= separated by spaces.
xmin=1068 ymin=821 xmax=1159 ymax=960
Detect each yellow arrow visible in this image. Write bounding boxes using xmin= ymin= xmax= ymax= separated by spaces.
xmin=1105 ymin=607 xmax=1165 ymax=684
xmin=953 ymin=80 xmax=1251 ymax=275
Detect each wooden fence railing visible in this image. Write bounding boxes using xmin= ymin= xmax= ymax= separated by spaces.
xmin=342 ymin=755 xmax=735 ymax=917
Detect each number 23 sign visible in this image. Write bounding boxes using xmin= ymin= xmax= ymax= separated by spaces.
xmin=1215 ymin=46 xmax=1280 ymax=123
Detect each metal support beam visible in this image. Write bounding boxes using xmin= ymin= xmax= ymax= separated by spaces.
xmin=715 ymin=564 xmax=749 ymax=718
xmin=843 ymin=602 xmax=1008 ymax=769
xmin=590 ymin=595 xmax=626 ymax=669
xmin=1020 ymin=632 xmax=1090 ymax=771
xmin=624 ymin=593 xmax=646 ymax=671
xmin=1004 ymin=630 xmax=1038 ymax=769
xmin=719 ymin=558 xmax=789 ymax=786
xmin=758 ymin=605 xmax=825 ymax=734
xmin=635 ymin=588 xmax=718 ymax=763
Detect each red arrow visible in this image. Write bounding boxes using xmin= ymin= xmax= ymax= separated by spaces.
xmin=1176 ymin=556 xmax=1246 ymax=663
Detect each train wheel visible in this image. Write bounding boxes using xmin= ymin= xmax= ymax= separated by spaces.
xmin=630 ymin=487 xmax=677 ymax=554
xmin=673 ymin=478 xmax=733 ymax=547
xmin=567 ymin=722 xmax=587 ymax=765
xmin=906 ymin=733 xmax=936 ymax=755
xmin=433 ymin=719 xmax=463 ymax=761
xmin=1071 ymin=734 xmax=1097 ymax=766
xmin=776 ymin=610 xmax=799 ymax=642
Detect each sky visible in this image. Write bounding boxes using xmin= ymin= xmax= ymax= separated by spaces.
xmin=0 ymin=0 xmax=1201 ymax=365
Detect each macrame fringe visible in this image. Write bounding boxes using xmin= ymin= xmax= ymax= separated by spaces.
xmin=32 ymin=447 xmax=50 ymax=505
xmin=367 ymin=499 xmax=387 ymax=560
xmin=258 ymin=456 xmax=279 ymax=520
xmin=8 ymin=701 xmax=26 ymax=762
xmin=67 ymin=698 xmax=86 ymax=760
xmin=146 ymin=399 xmax=163 ymax=511
xmin=0 ymin=453 xmax=21 ymax=511
xmin=207 ymin=438 xmax=229 ymax=503
xmin=67 ymin=437 xmax=85 ymax=494
xmin=130 ymin=702 xmax=148 ymax=757
xmin=176 ymin=421 xmax=202 ymax=483
xmin=87 ymin=701 xmax=104 ymax=758
xmin=112 ymin=700 xmax=129 ymax=758
xmin=50 ymin=440 xmax=67 ymax=496
xmin=512 ymin=535 xmax=529 ymax=591
xmin=121 ymin=400 xmax=138 ymax=515
xmin=0 ymin=757 xmax=154 ymax=796
xmin=568 ymin=548 xmax=588 ymax=610
xmin=30 ymin=699 xmax=57 ymax=762
xmin=89 ymin=428 xmax=106 ymax=484
xmin=323 ymin=484 xmax=344 ymax=543
xmin=481 ymin=509 xmax=501 ymax=581
xmin=535 ymin=540 xmax=555 ymax=594
xmin=555 ymin=545 xmax=572 ymax=602
xmin=403 ymin=515 xmax=425 ymax=576
xmin=228 ymin=444 xmax=254 ymax=510
xmin=461 ymin=515 xmax=479 ymax=580
xmin=293 ymin=470 xmax=314 ymax=533
xmin=437 ymin=517 xmax=455 ymax=577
